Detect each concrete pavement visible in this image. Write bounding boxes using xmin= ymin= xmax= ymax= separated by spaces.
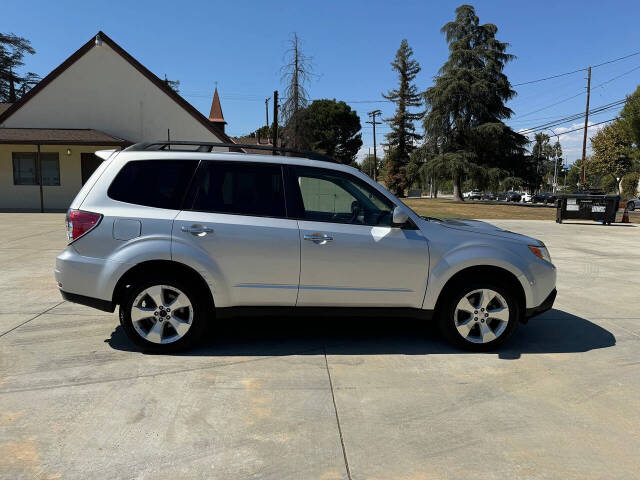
xmin=0 ymin=215 xmax=638 ymax=479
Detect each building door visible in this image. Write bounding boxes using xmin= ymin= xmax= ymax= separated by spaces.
xmin=81 ymin=153 xmax=102 ymax=185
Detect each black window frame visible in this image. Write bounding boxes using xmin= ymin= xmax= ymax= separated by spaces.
xmin=183 ymin=160 xmax=289 ymax=219
xmin=107 ymin=159 xmax=200 ymax=210
xmin=12 ymin=152 xmax=61 ymax=186
xmin=40 ymin=153 xmax=61 ymax=186
xmin=285 ymin=165 xmax=416 ymax=228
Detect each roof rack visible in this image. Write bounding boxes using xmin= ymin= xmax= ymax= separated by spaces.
xmin=125 ymin=141 xmax=339 ymax=163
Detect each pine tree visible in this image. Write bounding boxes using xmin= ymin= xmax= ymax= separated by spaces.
xmin=423 ymin=5 xmax=527 ymax=200
xmin=0 ymin=33 xmax=36 ymax=102
xmin=382 ymin=39 xmax=423 ymax=196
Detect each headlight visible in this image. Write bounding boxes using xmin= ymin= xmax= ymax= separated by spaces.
xmin=528 ymin=245 xmax=552 ymax=263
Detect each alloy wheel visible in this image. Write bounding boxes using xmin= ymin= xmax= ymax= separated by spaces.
xmin=453 ymin=288 xmax=509 ymax=344
xmin=130 ymin=285 xmax=193 ymax=344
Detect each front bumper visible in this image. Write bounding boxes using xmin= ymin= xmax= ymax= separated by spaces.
xmin=525 ymin=288 xmax=557 ymax=320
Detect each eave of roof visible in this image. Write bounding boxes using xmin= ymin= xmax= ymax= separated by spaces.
xmin=0 ymin=31 xmax=239 ymax=147
xmin=0 ymin=127 xmax=130 ymax=145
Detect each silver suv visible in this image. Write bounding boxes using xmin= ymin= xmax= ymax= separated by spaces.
xmin=55 ymin=142 xmax=557 ymax=352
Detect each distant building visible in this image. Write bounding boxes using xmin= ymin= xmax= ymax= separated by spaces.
xmin=0 ymin=31 xmax=234 ymax=211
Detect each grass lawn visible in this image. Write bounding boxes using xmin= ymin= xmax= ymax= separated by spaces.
xmin=402 ymin=197 xmax=640 ymax=223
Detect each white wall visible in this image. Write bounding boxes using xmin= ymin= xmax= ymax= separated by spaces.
xmin=0 ymin=145 xmax=113 ymax=211
xmin=0 ymin=43 xmax=222 ymax=144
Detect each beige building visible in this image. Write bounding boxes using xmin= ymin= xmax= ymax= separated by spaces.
xmin=0 ymin=31 xmax=232 ymax=211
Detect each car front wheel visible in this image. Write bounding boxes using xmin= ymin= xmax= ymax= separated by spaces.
xmin=438 ymin=282 xmax=520 ymax=351
xmin=119 ymin=276 xmax=208 ymax=352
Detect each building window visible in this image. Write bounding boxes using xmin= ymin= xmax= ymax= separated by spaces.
xmin=41 ymin=153 xmax=61 ymax=186
xmin=12 ymin=152 xmax=60 ymax=186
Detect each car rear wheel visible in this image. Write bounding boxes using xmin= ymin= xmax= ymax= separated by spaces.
xmin=119 ymin=276 xmax=208 ymax=352
xmin=438 ymin=282 xmax=520 ymax=351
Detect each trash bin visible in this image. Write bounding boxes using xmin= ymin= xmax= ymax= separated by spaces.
xmin=556 ymin=193 xmax=620 ymax=225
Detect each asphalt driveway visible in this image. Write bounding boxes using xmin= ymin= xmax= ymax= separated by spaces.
xmin=0 ymin=214 xmax=638 ymax=479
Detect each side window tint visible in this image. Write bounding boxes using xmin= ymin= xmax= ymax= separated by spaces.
xmin=108 ymin=160 xmax=198 ymax=209
xmin=294 ymin=167 xmax=395 ymax=226
xmin=190 ymin=162 xmax=286 ymax=217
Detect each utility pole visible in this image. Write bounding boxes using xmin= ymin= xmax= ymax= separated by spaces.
xmin=366 ymin=109 xmax=382 ymax=181
xmin=272 ymin=90 xmax=279 ymax=155
xmin=265 ymin=97 xmax=270 ymax=130
xmin=580 ymin=66 xmax=591 ymax=185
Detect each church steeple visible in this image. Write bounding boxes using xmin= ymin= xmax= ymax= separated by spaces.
xmin=208 ymin=87 xmax=226 ymax=133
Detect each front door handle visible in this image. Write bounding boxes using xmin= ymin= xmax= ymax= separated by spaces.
xmin=181 ymin=224 xmax=214 ymax=236
xmin=304 ymin=233 xmax=333 ymax=244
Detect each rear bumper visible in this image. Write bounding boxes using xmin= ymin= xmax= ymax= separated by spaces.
xmin=525 ymin=288 xmax=557 ymax=319
xmin=60 ymin=291 xmax=115 ymax=312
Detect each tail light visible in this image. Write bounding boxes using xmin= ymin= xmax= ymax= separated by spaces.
xmin=66 ymin=209 xmax=102 ymax=243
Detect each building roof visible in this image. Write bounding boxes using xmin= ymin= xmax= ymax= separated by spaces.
xmin=0 ymin=31 xmax=238 ymax=146
xmin=208 ymin=88 xmax=226 ymax=124
xmin=0 ymin=103 xmax=12 ymax=115
xmin=0 ymin=128 xmax=129 ymax=145
xmin=231 ymin=135 xmax=280 ymax=155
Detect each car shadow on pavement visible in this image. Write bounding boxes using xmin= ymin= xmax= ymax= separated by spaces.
xmin=106 ymin=308 xmax=615 ymax=360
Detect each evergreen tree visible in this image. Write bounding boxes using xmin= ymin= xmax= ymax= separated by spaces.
xmin=297 ymin=99 xmax=362 ymax=165
xmin=383 ymin=39 xmax=423 ymax=196
xmin=423 ymin=5 xmax=527 ymax=200
xmin=0 ymin=32 xmax=36 ymax=102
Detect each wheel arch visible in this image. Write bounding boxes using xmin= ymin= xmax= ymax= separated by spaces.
xmin=432 ymin=265 xmax=526 ymax=320
xmin=112 ymin=260 xmax=215 ymax=311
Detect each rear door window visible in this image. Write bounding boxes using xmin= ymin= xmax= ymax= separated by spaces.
xmin=187 ymin=161 xmax=286 ymax=218
xmin=108 ymin=160 xmax=199 ymax=209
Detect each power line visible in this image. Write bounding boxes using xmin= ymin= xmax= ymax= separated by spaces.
xmin=512 ymin=90 xmax=586 ymax=120
xmin=518 ymin=99 xmax=626 ymax=134
xmin=512 ymin=68 xmax=586 ymax=87
xmin=553 ymin=118 xmax=615 ymax=137
xmin=511 ymin=49 xmax=640 ymax=87
xmin=592 ymin=50 xmax=640 ymax=69
xmin=591 ymin=64 xmax=640 ymax=90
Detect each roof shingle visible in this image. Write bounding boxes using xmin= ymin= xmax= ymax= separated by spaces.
xmin=0 ymin=128 xmax=129 ymax=145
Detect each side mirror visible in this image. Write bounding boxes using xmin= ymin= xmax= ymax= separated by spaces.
xmin=392 ymin=206 xmax=409 ymax=226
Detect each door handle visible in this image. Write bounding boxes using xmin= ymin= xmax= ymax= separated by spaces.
xmin=304 ymin=233 xmax=333 ymax=244
xmin=181 ymin=224 xmax=214 ymax=236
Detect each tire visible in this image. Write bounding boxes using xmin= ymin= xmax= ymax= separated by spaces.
xmin=629 ymin=202 xmax=635 ymax=211
xmin=119 ymin=274 xmax=210 ymax=353
xmin=437 ymin=281 xmax=520 ymax=351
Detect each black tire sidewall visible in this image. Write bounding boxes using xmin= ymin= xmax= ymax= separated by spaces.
xmin=119 ymin=275 xmax=208 ymax=353
xmin=438 ymin=281 xmax=520 ymax=351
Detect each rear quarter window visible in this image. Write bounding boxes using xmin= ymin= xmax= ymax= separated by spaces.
xmin=108 ymin=160 xmax=198 ymax=209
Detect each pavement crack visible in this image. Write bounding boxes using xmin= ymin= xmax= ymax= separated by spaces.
xmin=323 ymin=347 xmax=352 ymax=480
xmin=0 ymin=301 xmax=66 ymax=339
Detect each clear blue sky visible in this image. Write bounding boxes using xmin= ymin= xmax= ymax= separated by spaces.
xmin=4 ymin=0 xmax=640 ymax=162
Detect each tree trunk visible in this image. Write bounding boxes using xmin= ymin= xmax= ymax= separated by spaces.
xmin=452 ymin=174 xmax=464 ymax=201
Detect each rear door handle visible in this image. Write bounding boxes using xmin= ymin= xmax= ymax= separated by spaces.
xmin=181 ymin=224 xmax=214 ymax=236
xmin=304 ymin=233 xmax=333 ymax=244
